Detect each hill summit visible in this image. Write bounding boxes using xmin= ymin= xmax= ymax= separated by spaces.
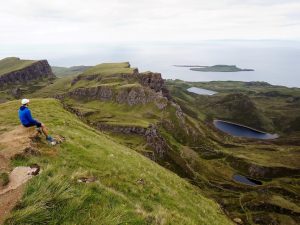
xmin=0 ymin=57 xmax=54 ymax=88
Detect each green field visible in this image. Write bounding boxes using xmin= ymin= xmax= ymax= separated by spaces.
xmin=51 ymin=66 xmax=91 ymax=77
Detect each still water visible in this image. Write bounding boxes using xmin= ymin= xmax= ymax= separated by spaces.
xmin=187 ymin=87 xmax=217 ymax=95
xmin=233 ymin=174 xmax=262 ymax=186
xmin=213 ymin=120 xmax=278 ymax=140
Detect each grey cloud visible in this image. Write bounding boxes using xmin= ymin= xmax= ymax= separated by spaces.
xmin=0 ymin=0 xmax=299 ymax=45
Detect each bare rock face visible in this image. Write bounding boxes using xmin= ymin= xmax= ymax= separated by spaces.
xmin=68 ymin=66 xmax=170 ymax=107
xmin=93 ymin=122 xmax=170 ymax=161
xmin=95 ymin=123 xmax=148 ymax=135
xmin=227 ymin=156 xmax=300 ymax=179
xmin=144 ymin=125 xmax=170 ymax=160
xmin=138 ymin=72 xmax=170 ymax=98
xmin=68 ymin=86 xmax=114 ymax=101
xmin=68 ymin=85 xmax=167 ymax=108
xmin=138 ymin=72 xmax=164 ymax=92
xmin=0 ymin=60 xmax=55 ymax=88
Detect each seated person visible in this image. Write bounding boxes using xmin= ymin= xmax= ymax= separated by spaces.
xmin=18 ymin=99 xmax=54 ymax=143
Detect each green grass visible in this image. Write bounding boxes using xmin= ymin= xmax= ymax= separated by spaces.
xmin=51 ymin=66 xmax=91 ymax=77
xmin=30 ymin=75 xmax=76 ymax=98
xmin=1 ymin=99 xmax=231 ymax=225
xmin=0 ymin=57 xmax=37 ymax=76
xmin=269 ymin=195 xmax=300 ymax=213
xmin=0 ymin=172 xmax=9 ymax=186
xmin=64 ymin=99 xmax=163 ymax=128
xmin=83 ymin=62 xmax=135 ymax=76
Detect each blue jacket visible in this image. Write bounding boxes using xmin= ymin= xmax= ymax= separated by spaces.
xmin=18 ymin=106 xmax=37 ymax=126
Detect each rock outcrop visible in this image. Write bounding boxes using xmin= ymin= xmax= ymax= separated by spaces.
xmin=138 ymin=72 xmax=164 ymax=92
xmin=138 ymin=72 xmax=170 ymax=99
xmin=68 ymin=86 xmax=114 ymax=102
xmin=0 ymin=60 xmax=55 ymax=88
xmin=227 ymin=156 xmax=300 ymax=179
xmin=71 ymin=68 xmax=139 ymax=86
xmin=87 ymin=121 xmax=170 ymax=161
xmin=67 ymin=85 xmax=168 ymax=107
xmin=70 ymin=68 xmax=170 ymax=103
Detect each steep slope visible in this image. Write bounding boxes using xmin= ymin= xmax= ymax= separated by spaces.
xmin=211 ymin=93 xmax=273 ymax=131
xmin=0 ymin=99 xmax=231 ymax=225
xmin=0 ymin=57 xmax=54 ymax=87
xmin=0 ymin=57 xmax=55 ymax=102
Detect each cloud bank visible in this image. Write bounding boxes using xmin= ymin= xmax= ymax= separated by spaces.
xmin=0 ymin=0 xmax=299 ymax=45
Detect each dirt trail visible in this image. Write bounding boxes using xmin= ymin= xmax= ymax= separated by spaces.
xmin=0 ymin=126 xmax=34 ymax=161
xmin=0 ymin=126 xmax=38 ymax=224
xmin=0 ymin=186 xmax=24 ymax=225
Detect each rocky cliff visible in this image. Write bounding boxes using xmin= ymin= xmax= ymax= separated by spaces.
xmin=67 ymin=85 xmax=168 ymax=108
xmin=138 ymin=72 xmax=164 ymax=91
xmin=138 ymin=72 xmax=170 ymax=100
xmin=93 ymin=123 xmax=170 ymax=161
xmin=67 ymin=67 xmax=169 ymax=108
xmin=0 ymin=59 xmax=55 ymax=88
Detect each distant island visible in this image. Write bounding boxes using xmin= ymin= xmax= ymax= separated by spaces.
xmin=174 ymin=64 xmax=254 ymax=72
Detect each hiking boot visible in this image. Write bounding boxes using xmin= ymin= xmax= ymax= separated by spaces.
xmin=46 ymin=136 xmax=56 ymax=146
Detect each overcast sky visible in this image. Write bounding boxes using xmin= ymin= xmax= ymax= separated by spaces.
xmin=1 ymin=0 xmax=300 ymax=45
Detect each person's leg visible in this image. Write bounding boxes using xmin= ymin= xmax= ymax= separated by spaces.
xmin=40 ymin=123 xmax=49 ymax=137
xmin=36 ymin=122 xmax=55 ymax=143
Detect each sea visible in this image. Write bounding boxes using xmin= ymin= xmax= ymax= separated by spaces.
xmin=2 ymin=40 xmax=300 ymax=87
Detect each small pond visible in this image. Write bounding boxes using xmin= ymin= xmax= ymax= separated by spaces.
xmin=187 ymin=87 xmax=218 ymax=96
xmin=233 ymin=174 xmax=262 ymax=186
xmin=213 ymin=120 xmax=278 ymax=140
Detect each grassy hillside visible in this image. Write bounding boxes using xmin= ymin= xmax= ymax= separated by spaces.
xmin=0 ymin=99 xmax=231 ymax=225
xmin=166 ymin=80 xmax=300 ymax=133
xmin=63 ymin=99 xmax=163 ymax=127
xmin=30 ymin=75 xmax=75 ymax=98
xmin=0 ymin=57 xmax=37 ymax=76
xmin=82 ymin=62 xmax=135 ymax=76
xmin=51 ymin=66 xmax=91 ymax=77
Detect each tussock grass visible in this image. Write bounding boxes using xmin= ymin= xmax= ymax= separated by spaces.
xmin=0 ymin=172 xmax=9 ymax=186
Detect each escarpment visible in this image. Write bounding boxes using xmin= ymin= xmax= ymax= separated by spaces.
xmin=67 ymin=65 xmax=169 ymax=107
xmin=0 ymin=58 xmax=55 ymax=88
xmin=94 ymin=123 xmax=170 ymax=161
xmin=139 ymin=72 xmax=164 ymax=91
xmin=68 ymin=84 xmax=168 ymax=107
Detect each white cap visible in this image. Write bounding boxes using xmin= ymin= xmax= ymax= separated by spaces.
xmin=21 ymin=99 xmax=30 ymax=105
